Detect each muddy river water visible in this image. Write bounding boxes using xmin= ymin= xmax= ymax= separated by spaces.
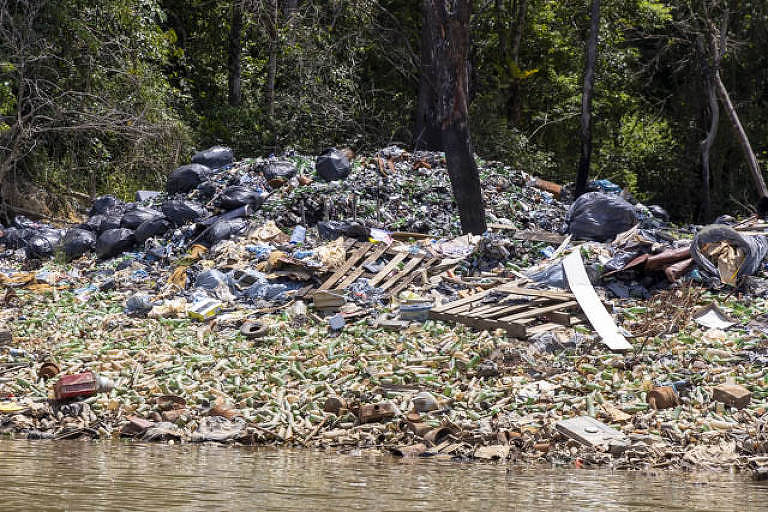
xmin=0 ymin=440 xmax=765 ymax=511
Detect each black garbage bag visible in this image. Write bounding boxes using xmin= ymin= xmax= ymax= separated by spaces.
xmin=1 ymin=227 xmax=32 ymax=249
xmin=166 ymin=163 xmax=210 ymax=194
xmin=25 ymin=228 xmax=63 ymax=259
xmin=96 ymin=228 xmax=135 ymax=259
xmin=120 ymin=206 xmax=163 ymax=230
xmin=83 ymin=214 xmax=122 ymax=234
xmin=317 ymin=220 xmax=370 ymax=241
xmin=135 ymin=190 xmax=161 ymax=202
xmin=691 ymin=224 xmax=768 ymax=283
xmin=218 ymin=186 xmax=268 ymax=211
xmin=161 ymin=200 xmax=208 ymax=226
xmin=263 ymin=160 xmax=297 ymax=181
xmin=135 ymin=217 xmax=172 ymax=243
xmin=198 ymin=218 xmax=247 ymax=247
xmin=647 ymin=205 xmax=669 ymax=222
xmin=316 ymin=148 xmax=351 ymax=182
xmin=61 ymin=228 xmax=97 ymax=260
xmin=191 ymin=145 xmax=234 ymax=169
xmin=196 ymin=181 xmax=218 ymax=200
xmin=566 ymin=192 xmax=638 ymax=241
xmin=89 ymin=195 xmax=122 ymax=216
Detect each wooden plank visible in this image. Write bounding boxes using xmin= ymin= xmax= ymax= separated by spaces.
xmin=498 ymin=301 xmax=578 ymax=322
xmin=541 ymin=310 xmax=572 ymax=326
xmin=379 ymin=255 xmax=425 ymax=291
xmin=563 ymin=251 xmax=632 ymax=351
xmin=527 ymin=322 xmax=563 ymax=336
xmin=389 ymin=258 xmax=439 ymax=297
xmin=468 ymin=297 xmax=554 ymax=319
xmin=430 ymin=288 xmax=494 ymax=314
xmin=317 ymin=242 xmax=372 ymax=291
xmin=336 ymin=243 xmax=390 ymax=289
xmin=496 ymin=285 xmax=575 ymax=301
xmin=368 ymin=252 xmax=408 ymax=286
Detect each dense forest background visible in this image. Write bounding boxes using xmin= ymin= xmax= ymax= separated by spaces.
xmin=1 ymin=0 xmax=767 ymax=223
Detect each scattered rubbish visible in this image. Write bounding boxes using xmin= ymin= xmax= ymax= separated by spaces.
xmin=566 ymin=192 xmax=637 ymax=241
xmin=555 ymin=416 xmax=628 ymax=449
xmin=713 ymin=384 xmax=751 ymax=410
xmin=53 ymin=371 xmax=114 ymax=400
xmin=693 ymin=304 xmax=736 ymax=330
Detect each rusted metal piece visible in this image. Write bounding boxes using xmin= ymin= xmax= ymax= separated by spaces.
xmin=323 ymin=396 xmax=347 ymax=415
xmin=645 ymin=246 xmax=692 ymax=271
xmin=647 ymin=386 xmax=679 ymax=410
xmin=38 ymin=361 xmax=60 ymax=380
xmin=358 ymin=401 xmax=397 ymax=424
xmin=664 ymin=258 xmax=694 ymax=282
xmin=423 ymin=426 xmax=457 ymax=446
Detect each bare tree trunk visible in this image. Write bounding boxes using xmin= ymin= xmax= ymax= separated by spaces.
xmin=284 ymin=0 xmax=297 ymax=18
xmin=576 ymin=0 xmax=600 ymax=198
xmin=265 ymin=0 xmax=279 ymax=121
xmin=697 ymin=36 xmax=717 ymax=221
xmin=508 ymin=0 xmax=528 ymax=124
xmin=708 ymin=16 xmax=768 ymax=201
xmin=430 ymin=0 xmax=486 ymax=234
xmin=415 ymin=0 xmax=442 ymax=151
xmin=227 ymin=1 xmax=243 ymax=107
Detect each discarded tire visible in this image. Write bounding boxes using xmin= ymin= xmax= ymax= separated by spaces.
xmin=240 ymin=321 xmax=269 ymax=339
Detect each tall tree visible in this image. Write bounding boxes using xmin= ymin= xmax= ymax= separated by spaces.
xmin=414 ymin=1 xmax=442 ymax=150
xmin=265 ymin=0 xmax=279 ymax=121
xmin=228 ymin=1 xmax=243 ymax=107
xmin=426 ymin=0 xmax=486 ymax=234
xmin=575 ymin=0 xmax=600 ymax=198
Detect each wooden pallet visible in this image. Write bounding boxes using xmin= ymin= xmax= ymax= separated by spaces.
xmin=311 ymin=240 xmax=442 ymax=298
xmin=429 ymin=282 xmax=583 ymax=338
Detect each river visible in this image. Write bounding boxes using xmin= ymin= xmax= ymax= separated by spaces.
xmin=0 ymin=440 xmax=764 ymax=511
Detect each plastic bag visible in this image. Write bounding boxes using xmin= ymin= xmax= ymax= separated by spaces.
xmin=567 ymin=192 xmax=638 ymax=241
xmin=25 ymin=228 xmax=63 ymax=259
xmin=527 ymin=262 xmax=568 ymax=289
xmin=125 ymin=293 xmax=155 ymax=317
xmin=243 ymin=283 xmax=288 ymax=302
xmin=317 ymin=220 xmax=370 ymax=241
xmin=0 ymin=227 xmax=32 ymax=249
xmin=196 ymin=181 xmax=218 ymax=200
xmin=89 ymin=195 xmax=122 ymax=216
xmin=263 ymin=160 xmax=297 ymax=180
xmin=691 ymin=224 xmax=768 ymax=284
xmin=166 ymin=163 xmax=210 ymax=194
xmin=316 ymin=148 xmax=351 ymax=182
xmin=135 ymin=217 xmax=172 ymax=243
xmin=120 ymin=206 xmax=163 ymax=230
xmin=198 ymin=218 xmax=247 ymax=247
xmin=61 ymin=228 xmax=97 ymax=260
xmin=161 ymin=200 xmax=208 ymax=226
xmin=195 ymin=269 xmax=235 ymax=301
xmin=96 ymin=228 xmax=136 ymax=259
xmin=218 ymin=186 xmax=268 ymax=211
xmin=191 ymin=145 xmax=234 ymax=169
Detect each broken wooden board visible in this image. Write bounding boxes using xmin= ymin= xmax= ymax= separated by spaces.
xmin=562 ymin=250 xmax=632 ymax=351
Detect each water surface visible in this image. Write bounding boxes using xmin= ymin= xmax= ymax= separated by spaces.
xmin=0 ymin=441 xmax=765 ymax=511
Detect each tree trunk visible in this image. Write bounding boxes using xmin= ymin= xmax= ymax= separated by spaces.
xmin=414 ymin=0 xmax=442 ymax=151
xmin=284 ymin=0 xmax=297 ymax=18
xmin=227 ymin=1 xmax=243 ymax=107
xmin=714 ymin=69 xmax=768 ymax=199
xmin=507 ymin=0 xmax=528 ymax=124
xmin=697 ymin=36 xmax=717 ymax=222
xmin=430 ymin=0 xmax=486 ymax=234
xmin=265 ymin=0 xmax=279 ymax=121
xmin=575 ymin=0 xmax=600 ymax=198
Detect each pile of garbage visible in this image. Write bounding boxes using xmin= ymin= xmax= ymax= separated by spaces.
xmin=1 ymin=145 xmax=768 ymax=477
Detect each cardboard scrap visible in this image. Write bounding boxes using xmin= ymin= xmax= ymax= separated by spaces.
xmin=702 ymin=241 xmax=745 ymax=286
xmin=563 ymin=251 xmax=632 ymax=351
xmin=693 ymin=304 xmax=735 ymax=330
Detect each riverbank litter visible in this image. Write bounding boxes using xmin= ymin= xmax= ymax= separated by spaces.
xmin=1 ymin=146 xmax=768 ymax=477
